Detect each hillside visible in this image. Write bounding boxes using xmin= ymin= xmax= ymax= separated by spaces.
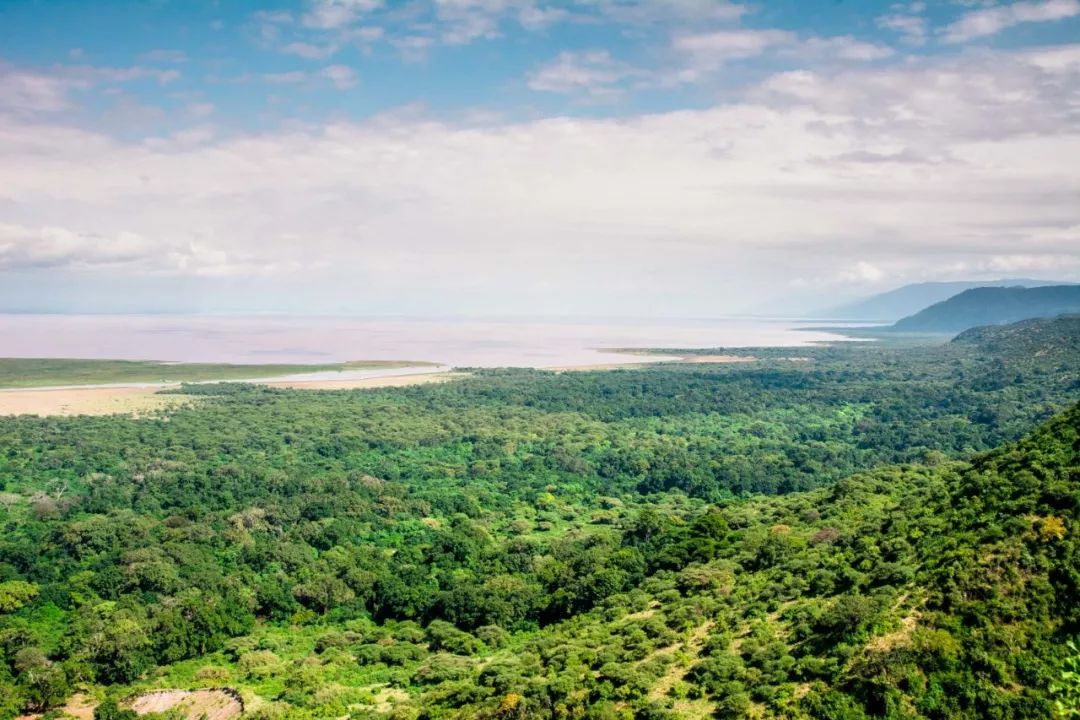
xmin=952 ymin=314 xmax=1080 ymax=358
xmin=0 ymin=318 xmax=1078 ymax=718
xmin=891 ymin=285 xmax=1080 ymax=333
xmin=821 ymin=279 xmax=1066 ymax=322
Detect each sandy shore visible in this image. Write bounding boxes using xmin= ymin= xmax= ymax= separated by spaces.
xmin=0 ymin=372 xmax=465 ymax=416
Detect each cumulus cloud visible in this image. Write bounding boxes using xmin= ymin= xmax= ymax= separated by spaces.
xmin=0 ymin=225 xmax=151 ymax=271
xmin=0 ymin=224 xmax=286 ymax=277
xmin=942 ymin=0 xmax=1080 ymax=43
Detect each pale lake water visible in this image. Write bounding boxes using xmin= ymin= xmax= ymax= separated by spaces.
xmin=0 ymin=314 xmax=857 ymax=369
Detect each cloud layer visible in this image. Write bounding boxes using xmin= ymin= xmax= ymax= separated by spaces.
xmin=2 ymin=40 xmax=1078 ymax=314
xmin=2 ymin=1 xmax=1080 ymax=314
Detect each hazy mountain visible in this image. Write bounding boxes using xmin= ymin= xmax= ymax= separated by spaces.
xmin=822 ymin=279 xmax=1067 ymax=321
xmin=891 ymin=285 xmax=1080 ymax=333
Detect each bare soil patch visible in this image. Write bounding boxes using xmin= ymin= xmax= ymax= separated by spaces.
xmin=0 ymin=387 xmax=190 ymax=417
xmin=129 ymin=689 xmax=243 ymax=720
xmin=0 ymin=372 xmax=464 ymax=416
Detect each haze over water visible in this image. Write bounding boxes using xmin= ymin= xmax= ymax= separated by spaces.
xmin=0 ymin=315 xmax=853 ymax=368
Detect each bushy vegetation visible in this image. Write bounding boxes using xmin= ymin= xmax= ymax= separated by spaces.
xmin=0 ymin=317 xmax=1077 ymax=718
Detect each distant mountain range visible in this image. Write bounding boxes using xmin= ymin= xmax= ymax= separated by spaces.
xmin=891 ymin=285 xmax=1080 ymax=333
xmin=823 ymin=279 xmax=1068 ymax=322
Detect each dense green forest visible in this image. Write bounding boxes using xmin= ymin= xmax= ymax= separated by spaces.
xmin=0 ymin=316 xmax=1078 ymax=719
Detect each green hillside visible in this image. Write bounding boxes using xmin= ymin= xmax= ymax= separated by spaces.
xmin=822 ymin=279 xmax=1066 ymax=322
xmin=891 ymin=286 xmax=1080 ymax=333
xmin=0 ymin=319 xmax=1078 ymax=719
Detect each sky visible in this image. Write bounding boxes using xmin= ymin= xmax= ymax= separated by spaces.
xmin=0 ymin=0 xmax=1078 ymax=317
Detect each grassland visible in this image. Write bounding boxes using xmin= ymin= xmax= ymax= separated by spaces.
xmin=0 ymin=358 xmax=439 ymax=389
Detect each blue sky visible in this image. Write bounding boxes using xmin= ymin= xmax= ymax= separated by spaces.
xmin=1 ymin=0 xmax=1079 ymax=315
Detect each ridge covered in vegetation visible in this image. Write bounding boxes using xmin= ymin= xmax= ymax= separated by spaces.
xmin=0 ymin=317 xmax=1078 ymax=719
xmin=891 ymin=286 xmax=1080 ymax=333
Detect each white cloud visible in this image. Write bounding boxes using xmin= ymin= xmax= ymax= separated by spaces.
xmin=320 ymin=64 xmax=358 ymax=88
xmin=0 ymin=70 xmax=74 ymax=113
xmin=594 ymin=0 xmax=748 ymax=25
xmin=1 ymin=45 xmax=1078 ymax=309
xmin=391 ymin=35 xmax=436 ymax=62
xmin=672 ymin=30 xmax=893 ymax=80
xmin=839 ymin=261 xmax=886 ymax=283
xmin=877 ymin=12 xmax=928 ymax=45
xmin=527 ymin=51 xmax=639 ymax=100
xmin=302 ymin=0 xmax=382 ymax=30
xmin=796 ymin=36 xmax=895 ymax=62
xmin=281 ymin=41 xmax=340 ymax=59
xmin=0 ymin=223 xmax=290 ymax=277
xmin=942 ymin=0 xmax=1080 ymax=43
xmin=0 ymin=224 xmax=151 ymax=271
xmin=675 ymin=29 xmax=795 ymax=64
xmin=0 ymin=64 xmax=180 ymax=115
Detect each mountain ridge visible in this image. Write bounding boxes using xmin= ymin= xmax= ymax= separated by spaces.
xmin=823 ymin=279 xmax=1070 ymax=322
xmin=892 ymin=285 xmax=1080 ymax=333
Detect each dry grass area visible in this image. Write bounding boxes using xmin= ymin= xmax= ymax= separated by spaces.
xmin=16 ymin=693 xmax=96 ymax=720
xmin=645 ymin=620 xmax=716 ymax=718
xmin=547 ymin=355 xmax=756 ymax=371
xmin=546 ymin=363 xmax=650 ymax=372
xmin=679 ymin=354 xmax=757 ymax=363
xmin=261 ymin=371 xmax=466 ymax=390
xmin=355 ymin=685 xmax=411 ymax=714
xmin=0 ymin=387 xmax=192 ymax=417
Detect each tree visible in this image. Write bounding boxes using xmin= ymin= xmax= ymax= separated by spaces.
xmin=1052 ymin=641 xmax=1080 ymax=719
xmin=0 ymin=581 xmax=38 ymax=613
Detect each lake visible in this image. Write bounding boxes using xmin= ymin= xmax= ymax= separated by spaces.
xmin=0 ymin=314 xmax=857 ymax=368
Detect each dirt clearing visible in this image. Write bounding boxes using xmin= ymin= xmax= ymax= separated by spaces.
xmin=0 ymin=386 xmax=191 ymax=417
xmin=129 ymin=689 xmax=242 ymax=720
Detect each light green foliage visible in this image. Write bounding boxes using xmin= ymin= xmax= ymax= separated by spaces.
xmin=0 ymin=316 xmax=1077 ymax=717
xmin=1053 ymin=641 xmax=1080 ymax=719
xmin=0 ymin=580 xmax=37 ymax=613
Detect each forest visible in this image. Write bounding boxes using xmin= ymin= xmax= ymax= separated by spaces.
xmin=0 ymin=315 xmax=1078 ymax=719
